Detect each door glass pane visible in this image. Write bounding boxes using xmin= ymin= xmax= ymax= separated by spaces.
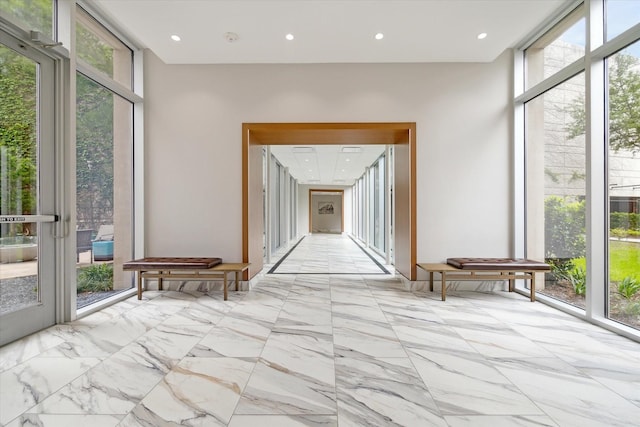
xmin=525 ymin=5 xmax=585 ymax=89
xmin=0 ymin=0 xmax=54 ymax=39
xmin=606 ymin=0 xmax=640 ymax=41
xmin=607 ymin=42 xmax=640 ymax=330
xmin=525 ymin=73 xmax=586 ymax=309
xmin=76 ymin=73 xmax=134 ymax=308
xmin=0 ymin=44 xmax=38 ymax=314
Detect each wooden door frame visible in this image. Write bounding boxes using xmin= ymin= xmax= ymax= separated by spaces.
xmin=242 ymin=122 xmax=416 ymax=280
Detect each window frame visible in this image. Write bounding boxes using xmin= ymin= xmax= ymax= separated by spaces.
xmin=514 ymin=0 xmax=640 ymax=341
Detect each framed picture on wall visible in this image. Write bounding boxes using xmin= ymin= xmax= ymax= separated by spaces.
xmin=318 ymin=201 xmax=334 ymax=215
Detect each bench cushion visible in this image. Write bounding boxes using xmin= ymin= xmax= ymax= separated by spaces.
xmin=446 ymin=258 xmax=550 ymax=271
xmin=123 ymin=257 xmax=222 ymax=270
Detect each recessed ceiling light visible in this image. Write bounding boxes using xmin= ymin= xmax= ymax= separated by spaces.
xmin=170 ymin=34 xmax=181 ymax=42
xmin=477 ymin=32 xmax=487 ymax=40
xmin=345 ymin=158 xmax=351 ymax=162
xmin=286 ymin=33 xmax=294 ymax=41
xmin=375 ymin=33 xmax=384 ymax=40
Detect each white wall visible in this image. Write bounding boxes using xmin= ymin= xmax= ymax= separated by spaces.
xmin=297 ymin=185 xmax=351 ymax=236
xmin=144 ymin=50 xmax=513 ymax=270
xmin=311 ymin=194 xmax=343 ymax=233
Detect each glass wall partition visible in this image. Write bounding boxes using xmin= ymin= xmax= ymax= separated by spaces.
xmin=525 ymin=74 xmax=586 ymax=309
xmin=525 ymin=3 xmax=585 ymax=89
xmin=607 ymin=41 xmax=640 ymax=329
xmin=351 ymin=153 xmax=387 ymax=255
xmin=518 ymin=0 xmax=640 ymax=336
xmin=266 ymin=152 xmax=297 ymax=259
xmin=75 ymin=6 xmax=136 ymax=310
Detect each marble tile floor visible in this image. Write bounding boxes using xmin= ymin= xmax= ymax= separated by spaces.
xmin=1 ymin=235 xmax=640 ymax=426
xmin=268 ymin=233 xmax=390 ymax=275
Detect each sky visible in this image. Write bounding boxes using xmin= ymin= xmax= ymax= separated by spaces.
xmin=561 ymin=0 xmax=640 ymax=57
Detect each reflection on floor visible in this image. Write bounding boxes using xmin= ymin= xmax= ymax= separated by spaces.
xmin=1 ymin=233 xmax=639 ymax=426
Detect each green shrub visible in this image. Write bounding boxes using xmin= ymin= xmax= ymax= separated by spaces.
xmin=547 ymin=257 xmax=574 ymax=281
xmin=568 ymin=266 xmax=587 ymax=296
xmin=77 ymin=263 xmax=113 ymax=293
xmin=544 ymin=196 xmax=586 ymax=259
xmin=610 ymin=228 xmax=640 ymax=238
xmin=620 ymin=301 xmax=640 ymax=316
xmin=618 ymin=277 xmax=640 ymax=300
xmin=610 ymin=212 xmax=640 ymax=231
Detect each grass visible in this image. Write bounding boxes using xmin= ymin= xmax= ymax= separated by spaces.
xmin=77 ymin=263 xmax=113 ymax=293
xmin=571 ymin=241 xmax=639 ymax=282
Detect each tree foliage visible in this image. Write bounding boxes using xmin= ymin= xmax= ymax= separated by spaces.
xmin=567 ymin=53 xmax=640 ymax=153
xmin=0 ymin=0 xmax=53 ymax=39
xmin=1 ymin=0 xmax=117 ymax=234
xmin=76 ymin=72 xmax=114 ymax=231
xmin=0 ymin=45 xmax=37 ymax=220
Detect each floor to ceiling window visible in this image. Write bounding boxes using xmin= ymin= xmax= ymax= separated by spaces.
xmin=75 ymin=6 xmax=137 ymax=310
xmin=352 ymin=153 xmax=387 ymax=256
xmin=606 ymin=40 xmax=640 ymax=328
xmin=265 ymin=150 xmax=298 ymax=261
xmin=518 ymin=0 xmax=640 ymax=336
xmin=525 ymin=73 xmax=587 ymax=309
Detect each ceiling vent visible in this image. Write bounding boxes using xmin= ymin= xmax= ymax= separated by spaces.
xmin=341 ymin=146 xmax=362 ymax=153
xmin=292 ymin=146 xmax=315 ymax=153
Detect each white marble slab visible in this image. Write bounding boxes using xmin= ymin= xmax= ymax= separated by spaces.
xmin=336 ymin=357 xmax=446 ymax=427
xmin=0 ymin=356 xmax=100 ymax=425
xmin=120 ymin=357 xmax=254 ymax=426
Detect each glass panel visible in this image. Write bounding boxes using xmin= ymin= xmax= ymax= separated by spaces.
xmin=0 ymin=43 xmax=39 ymax=313
xmin=76 ymin=73 xmax=133 ymax=308
xmin=525 ymin=73 xmax=586 ymax=309
xmin=372 ymin=155 xmax=385 ymax=252
xmin=368 ymin=166 xmax=375 ymax=245
xmin=525 ymin=5 xmax=585 ymax=89
xmin=606 ymin=0 xmax=640 ymax=41
xmin=0 ymin=0 xmax=54 ymax=40
xmin=607 ymin=42 xmax=640 ymax=330
xmin=76 ymin=7 xmax=133 ymax=90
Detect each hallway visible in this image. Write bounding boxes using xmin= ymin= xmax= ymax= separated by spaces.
xmin=1 ymin=235 xmax=640 ymax=426
xmin=267 ymin=233 xmax=390 ymax=275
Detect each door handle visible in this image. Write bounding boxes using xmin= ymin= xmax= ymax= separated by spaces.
xmin=0 ymin=214 xmax=59 ymax=223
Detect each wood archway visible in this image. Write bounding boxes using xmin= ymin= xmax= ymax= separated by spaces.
xmin=242 ymin=122 xmax=416 ymax=280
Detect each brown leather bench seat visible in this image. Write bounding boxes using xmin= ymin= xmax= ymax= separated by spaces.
xmin=123 ymin=257 xmax=222 ymax=271
xmin=447 ymin=258 xmax=550 ymax=271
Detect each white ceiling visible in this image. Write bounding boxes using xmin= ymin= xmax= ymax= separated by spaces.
xmin=92 ymin=0 xmax=568 ymax=64
xmin=270 ymin=145 xmax=385 ymax=185
xmin=91 ymin=0 xmax=569 ymax=184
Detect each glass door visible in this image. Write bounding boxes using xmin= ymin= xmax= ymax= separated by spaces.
xmin=0 ymin=32 xmax=57 ymax=346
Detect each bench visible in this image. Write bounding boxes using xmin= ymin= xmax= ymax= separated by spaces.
xmin=123 ymin=257 xmax=250 ymax=301
xmin=417 ymin=258 xmax=550 ymax=302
